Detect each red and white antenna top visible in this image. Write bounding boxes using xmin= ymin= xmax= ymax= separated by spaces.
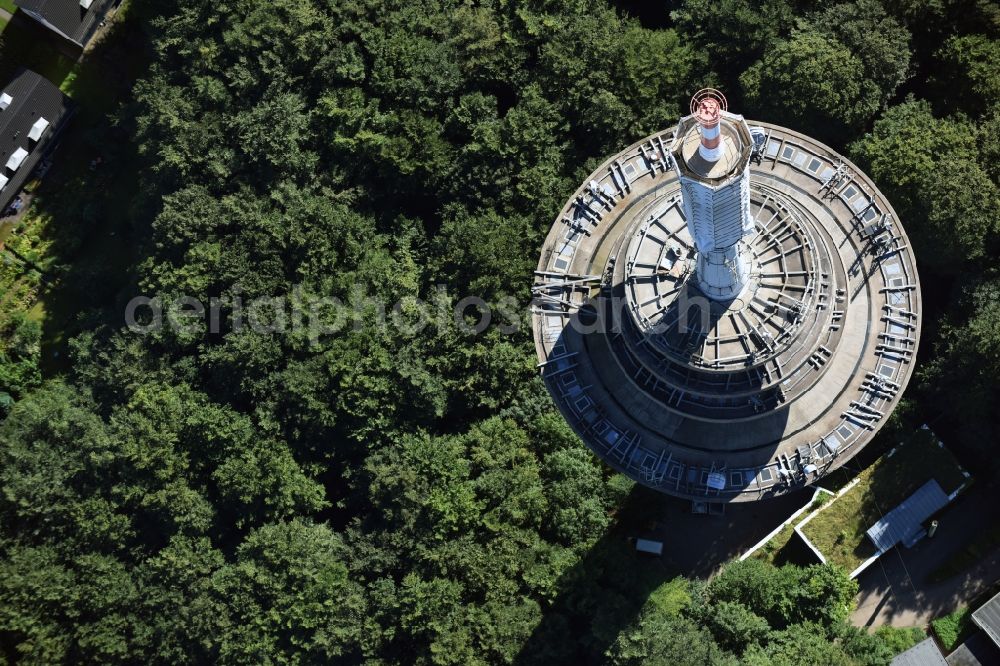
xmin=691 ymin=88 xmax=727 ymax=126
xmin=690 ymin=89 xmax=728 ymax=162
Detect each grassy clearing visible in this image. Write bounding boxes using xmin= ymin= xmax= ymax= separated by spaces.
xmin=874 ymin=626 xmax=927 ymax=655
xmin=753 ymin=522 xmax=800 ymax=563
xmin=931 ymin=605 xmax=973 ymax=651
xmin=751 ymin=492 xmax=832 ymax=565
xmin=0 ymin=194 xmax=54 ymax=343
xmin=0 ymin=0 xmax=17 ymax=14
xmin=799 ymin=430 xmax=967 ymax=572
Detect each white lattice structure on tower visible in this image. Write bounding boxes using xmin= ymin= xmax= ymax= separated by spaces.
xmin=671 ymin=89 xmax=756 ymax=301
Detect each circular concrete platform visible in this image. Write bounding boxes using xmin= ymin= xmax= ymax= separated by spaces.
xmin=532 ymin=121 xmax=921 ymax=502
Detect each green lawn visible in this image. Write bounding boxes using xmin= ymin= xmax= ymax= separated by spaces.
xmin=0 ymin=1 xmax=16 ymax=15
xmin=752 ymin=492 xmax=832 ymax=565
xmin=753 ymin=521 xmax=800 ymax=563
xmin=799 ymin=430 xmax=968 ymax=572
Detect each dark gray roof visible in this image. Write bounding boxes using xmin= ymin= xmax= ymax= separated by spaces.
xmin=867 ymin=479 xmax=949 ymax=552
xmin=0 ymin=69 xmax=74 ymax=210
xmin=947 ymin=631 xmax=1000 ymax=666
xmin=891 ymin=638 xmax=948 ymax=666
xmin=972 ymin=591 xmax=1000 ymax=649
xmin=14 ymin=0 xmax=116 ymax=47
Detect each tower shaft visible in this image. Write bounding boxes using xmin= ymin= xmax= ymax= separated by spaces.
xmin=678 ymin=161 xmax=753 ymax=299
xmin=671 ymin=90 xmax=757 ymax=301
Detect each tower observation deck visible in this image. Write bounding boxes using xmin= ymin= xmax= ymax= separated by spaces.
xmin=532 ymin=90 xmax=921 ymax=502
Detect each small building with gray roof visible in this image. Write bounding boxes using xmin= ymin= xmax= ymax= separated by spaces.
xmin=971 ymin=591 xmax=1000 ymax=651
xmin=891 ymin=638 xmax=947 ymax=666
xmin=866 ymin=479 xmax=950 ymax=552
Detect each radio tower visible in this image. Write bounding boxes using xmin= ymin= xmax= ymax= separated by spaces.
xmin=532 ymin=89 xmax=922 ymax=503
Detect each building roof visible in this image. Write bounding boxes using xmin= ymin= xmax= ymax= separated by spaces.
xmin=946 ymin=631 xmax=1000 ymax=666
xmin=14 ymin=0 xmax=116 ymax=47
xmin=866 ymin=479 xmax=948 ymax=552
xmin=891 ymin=638 xmax=948 ymax=666
xmin=0 ymin=69 xmax=74 ymax=210
xmin=972 ymin=590 xmax=1000 ymax=649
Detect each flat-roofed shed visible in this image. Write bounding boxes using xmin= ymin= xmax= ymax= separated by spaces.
xmin=973 ymin=590 xmax=1000 ymax=650
xmin=866 ymin=479 xmax=948 ymax=552
xmin=889 ymin=638 xmax=947 ymax=666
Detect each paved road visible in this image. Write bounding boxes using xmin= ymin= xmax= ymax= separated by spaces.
xmin=852 ymin=481 xmax=1000 ymax=629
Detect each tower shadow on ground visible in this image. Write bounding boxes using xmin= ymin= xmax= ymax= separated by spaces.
xmin=559 ymin=283 xmax=793 ymax=495
xmin=512 ymin=483 xmax=810 ymax=665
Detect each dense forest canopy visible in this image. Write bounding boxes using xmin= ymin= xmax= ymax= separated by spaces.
xmin=0 ymin=0 xmax=998 ymax=663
